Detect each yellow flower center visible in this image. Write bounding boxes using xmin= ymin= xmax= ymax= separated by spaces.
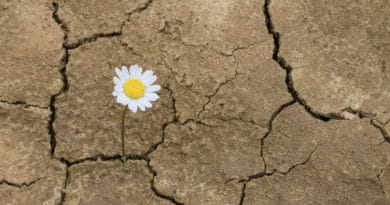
xmin=123 ymin=78 xmax=145 ymax=99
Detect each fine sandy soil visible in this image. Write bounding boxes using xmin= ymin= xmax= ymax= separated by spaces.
xmin=0 ymin=0 xmax=389 ymax=204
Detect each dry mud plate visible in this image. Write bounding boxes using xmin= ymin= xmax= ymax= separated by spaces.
xmin=0 ymin=0 xmax=389 ymax=204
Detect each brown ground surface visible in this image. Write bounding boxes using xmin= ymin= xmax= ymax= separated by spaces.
xmin=0 ymin=0 xmax=389 ymax=204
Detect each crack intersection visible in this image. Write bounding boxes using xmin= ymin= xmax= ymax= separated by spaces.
xmin=195 ymin=53 xmax=239 ymax=120
xmin=259 ymin=100 xmax=296 ymax=170
xmin=65 ymin=32 xmax=121 ymax=49
xmin=274 ymin=145 xmax=319 ymax=175
xmin=239 ymin=100 xmax=296 ymax=184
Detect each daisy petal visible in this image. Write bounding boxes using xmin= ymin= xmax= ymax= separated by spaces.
xmin=114 ymin=85 xmax=123 ymax=92
xmin=115 ymin=67 xmax=124 ymax=80
xmin=146 ymin=85 xmax=161 ymax=93
xmin=144 ymin=92 xmax=160 ymax=101
xmin=135 ymin=66 xmax=143 ymax=78
xmin=112 ymin=90 xmax=120 ymax=97
xmin=128 ymin=101 xmax=138 ymax=113
xmin=137 ymin=100 xmax=146 ymax=111
xmin=130 ymin=64 xmax=140 ymax=77
xmin=112 ymin=77 xmax=122 ymax=85
xmin=143 ymin=75 xmax=157 ymax=86
xmin=138 ymin=98 xmax=152 ymax=109
xmin=117 ymin=94 xmax=129 ymax=105
xmin=121 ymin=66 xmax=130 ymax=79
xmin=143 ymin=99 xmax=153 ymax=108
xmin=141 ymin=70 xmax=154 ymax=81
xmin=116 ymin=99 xmax=124 ymax=105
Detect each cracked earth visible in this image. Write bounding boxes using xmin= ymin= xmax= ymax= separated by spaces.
xmin=0 ymin=0 xmax=389 ymax=204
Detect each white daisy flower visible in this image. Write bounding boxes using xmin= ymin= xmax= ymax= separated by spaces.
xmin=112 ymin=65 xmax=161 ymax=112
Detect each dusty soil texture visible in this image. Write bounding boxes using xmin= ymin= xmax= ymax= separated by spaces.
xmin=0 ymin=0 xmax=389 ymax=204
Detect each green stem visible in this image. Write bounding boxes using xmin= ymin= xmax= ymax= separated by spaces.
xmin=121 ymin=106 xmax=127 ymax=164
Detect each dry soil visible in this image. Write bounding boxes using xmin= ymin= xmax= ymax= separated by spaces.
xmin=0 ymin=0 xmax=389 ymax=204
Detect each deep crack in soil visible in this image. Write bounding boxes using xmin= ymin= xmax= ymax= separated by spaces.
xmin=262 ymin=0 xmax=344 ymax=122
xmin=49 ymin=1 xmax=70 ymax=156
xmin=262 ymin=0 xmax=390 ymax=146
